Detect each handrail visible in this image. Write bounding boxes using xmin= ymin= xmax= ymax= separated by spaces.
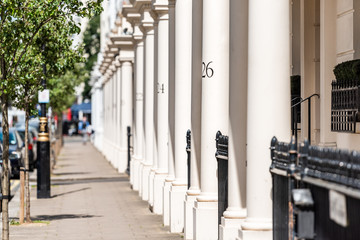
xmin=291 ymin=94 xmax=319 ymax=108
xmin=290 ymin=93 xmax=320 ymax=144
xmin=291 ymin=96 xmax=303 ymax=103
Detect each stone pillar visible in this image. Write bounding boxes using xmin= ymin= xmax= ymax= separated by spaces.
xmin=238 ymin=0 xmax=291 ymax=239
xmin=219 ymin=1 xmax=248 ymax=240
xmin=153 ymin=1 xmax=170 ymax=215
xmin=141 ymin=8 xmax=155 ymax=202
xmin=119 ymin=60 xmax=133 ymax=173
xmin=184 ymin=0 xmax=202 ymax=239
xmin=149 ymin=18 xmax=158 ymax=209
xmin=319 ymin=0 xmax=336 ymax=147
xmin=170 ymin=0 xmax=192 ymax=233
xmin=115 ymin=57 xmax=122 ymax=170
xmin=193 ymin=0 xmax=230 ymax=239
xmin=132 ymin=26 xmax=145 ymax=191
xmin=163 ymin=0 xmax=176 ymax=227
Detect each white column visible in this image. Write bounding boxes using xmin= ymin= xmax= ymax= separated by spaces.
xmin=153 ymin=2 xmax=170 ymax=215
xmin=319 ymin=0 xmax=336 ymax=147
xmin=219 ymin=1 xmax=248 ymax=239
xmin=119 ymin=60 xmax=133 ymax=173
xmin=141 ymin=11 xmax=155 ymax=202
xmin=239 ymin=0 xmax=291 ymax=239
xmin=184 ymin=0 xmax=202 ymax=239
xmin=163 ymin=0 xmax=176 ymax=227
xmin=149 ymin=19 xmax=159 ymax=209
xmin=170 ymin=0 xmax=192 ymax=233
xmin=194 ymin=0 xmax=230 ymax=239
xmin=132 ymin=32 xmax=145 ymax=191
xmin=115 ymin=58 xmax=122 ymax=170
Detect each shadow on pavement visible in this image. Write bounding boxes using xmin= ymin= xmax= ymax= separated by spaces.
xmin=51 ymin=187 xmax=91 ymax=198
xmin=51 ymin=177 xmax=129 ymax=186
xmin=52 ymin=172 xmax=90 ymax=176
xmin=32 ymin=214 xmax=101 ymax=221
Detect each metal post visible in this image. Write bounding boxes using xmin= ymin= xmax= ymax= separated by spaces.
xmin=186 ymin=130 xmax=191 ymax=189
xmin=294 ymin=106 xmax=298 ymax=143
xmin=291 ymin=107 xmax=294 ymax=136
xmin=37 ymin=44 xmax=51 ymax=198
xmin=308 ymin=99 xmax=311 ymax=144
xmin=126 ymin=126 xmax=131 ymax=175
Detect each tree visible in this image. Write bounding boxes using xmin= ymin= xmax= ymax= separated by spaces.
xmin=0 ymin=1 xmax=102 ymax=238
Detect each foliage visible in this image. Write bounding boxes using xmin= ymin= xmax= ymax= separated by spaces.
xmin=48 ymin=63 xmax=87 ymax=114
xmin=81 ymin=15 xmax=101 ymax=99
xmin=333 ymin=59 xmax=360 ymax=84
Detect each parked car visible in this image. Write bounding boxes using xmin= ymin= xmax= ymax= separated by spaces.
xmin=0 ymin=128 xmax=25 ymax=179
xmin=16 ymin=126 xmax=37 ymax=171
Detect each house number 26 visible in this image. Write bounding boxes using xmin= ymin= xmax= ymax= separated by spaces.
xmin=202 ymin=61 xmax=214 ymax=78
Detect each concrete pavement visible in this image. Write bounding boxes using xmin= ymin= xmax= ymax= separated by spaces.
xmin=8 ymin=136 xmax=183 ymax=240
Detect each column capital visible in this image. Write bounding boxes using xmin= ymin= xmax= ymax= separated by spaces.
xmin=152 ymin=0 xmax=169 ymax=15
xmin=133 ymin=24 xmax=144 ymax=41
xmin=140 ymin=5 xmax=155 ymax=31
xmin=122 ymin=4 xmax=142 ymax=26
xmin=114 ymin=56 xmax=122 ymax=68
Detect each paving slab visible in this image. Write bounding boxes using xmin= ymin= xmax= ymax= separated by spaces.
xmin=6 ymin=136 xmax=183 ymax=240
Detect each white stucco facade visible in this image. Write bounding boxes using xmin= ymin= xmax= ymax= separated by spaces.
xmin=89 ymin=0 xmax=360 ymax=239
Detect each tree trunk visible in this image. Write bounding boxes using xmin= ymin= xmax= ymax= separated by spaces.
xmin=25 ymin=107 xmax=31 ymax=222
xmin=1 ymin=94 xmax=10 ymax=240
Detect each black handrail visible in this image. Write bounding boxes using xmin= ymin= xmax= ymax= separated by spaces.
xmin=291 ymin=97 xmax=303 ymax=140
xmin=291 ymin=94 xmax=319 ymax=144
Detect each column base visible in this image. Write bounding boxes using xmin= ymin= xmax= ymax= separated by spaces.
xmin=184 ymin=189 xmax=200 ymax=240
xmin=163 ymin=176 xmax=174 ymax=226
xmin=153 ymin=171 xmax=167 ymax=214
xmin=237 ymin=219 xmax=272 ymax=240
xmin=194 ymin=197 xmax=218 ymax=240
xmin=169 ymin=182 xmax=187 ymax=233
xmin=117 ymin=149 xmax=128 ymax=173
xmin=131 ymin=157 xmax=141 ymax=191
xmin=141 ymin=164 xmax=151 ymax=201
xmin=138 ymin=162 xmax=144 ymax=196
xmin=219 ymin=208 xmax=246 ymax=240
xmin=148 ymin=168 xmax=156 ymax=208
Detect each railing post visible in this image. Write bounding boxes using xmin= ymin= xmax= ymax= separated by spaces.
xmin=186 ymin=130 xmax=191 ymax=189
xmin=126 ymin=126 xmax=132 ymax=175
xmin=215 ymin=131 xmax=228 ymax=227
xmin=308 ymin=99 xmax=311 ymax=144
xmin=288 ymin=136 xmax=298 ymax=240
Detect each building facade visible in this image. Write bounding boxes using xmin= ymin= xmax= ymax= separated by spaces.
xmin=90 ymin=0 xmax=360 ymax=239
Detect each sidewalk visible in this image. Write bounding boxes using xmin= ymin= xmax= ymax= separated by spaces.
xmin=8 ymin=136 xmax=183 ymax=240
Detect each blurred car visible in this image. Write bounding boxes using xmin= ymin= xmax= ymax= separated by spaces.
xmin=0 ymin=128 xmax=25 ymax=179
xmin=16 ymin=126 xmax=37 ymax=171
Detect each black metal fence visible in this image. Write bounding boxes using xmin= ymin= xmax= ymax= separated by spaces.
xmin=126 ymin=126 xmax=132 ymax=175
xmin=271 ymin=136 xmax=360 ymax=240
xmin=186 ymin=129 xmax=191 ymax=189
xmin=215 ymin=131 xmax=228 ymax=225
xmin=331 ymin=80 xmax=360 ymax=133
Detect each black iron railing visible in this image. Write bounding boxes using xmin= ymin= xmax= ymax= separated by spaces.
xmin=126 ymin=126 xmax=132 ymax=175
xmin=331 ymin=80 xmax=360 ymax=133
xmin=271 ymin=136 xmax=360 ymax=240
xmin=186 ymin=130 xmax=191 ymax=190
xmin=215 ymin=131 xmax=228 ymax=226
xmin=291 ymin=94 xmax=319 ymax=144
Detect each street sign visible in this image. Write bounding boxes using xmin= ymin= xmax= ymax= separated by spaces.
xmin=38 ymin=89 xmax=50 ymax=103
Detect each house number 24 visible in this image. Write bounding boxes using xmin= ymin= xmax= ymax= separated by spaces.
xmin=202 ymin=61 xmax=214 ymax=78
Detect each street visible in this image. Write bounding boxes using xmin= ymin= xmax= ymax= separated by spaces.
xmin=6 ymin=136 xmax=182 ymax=240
